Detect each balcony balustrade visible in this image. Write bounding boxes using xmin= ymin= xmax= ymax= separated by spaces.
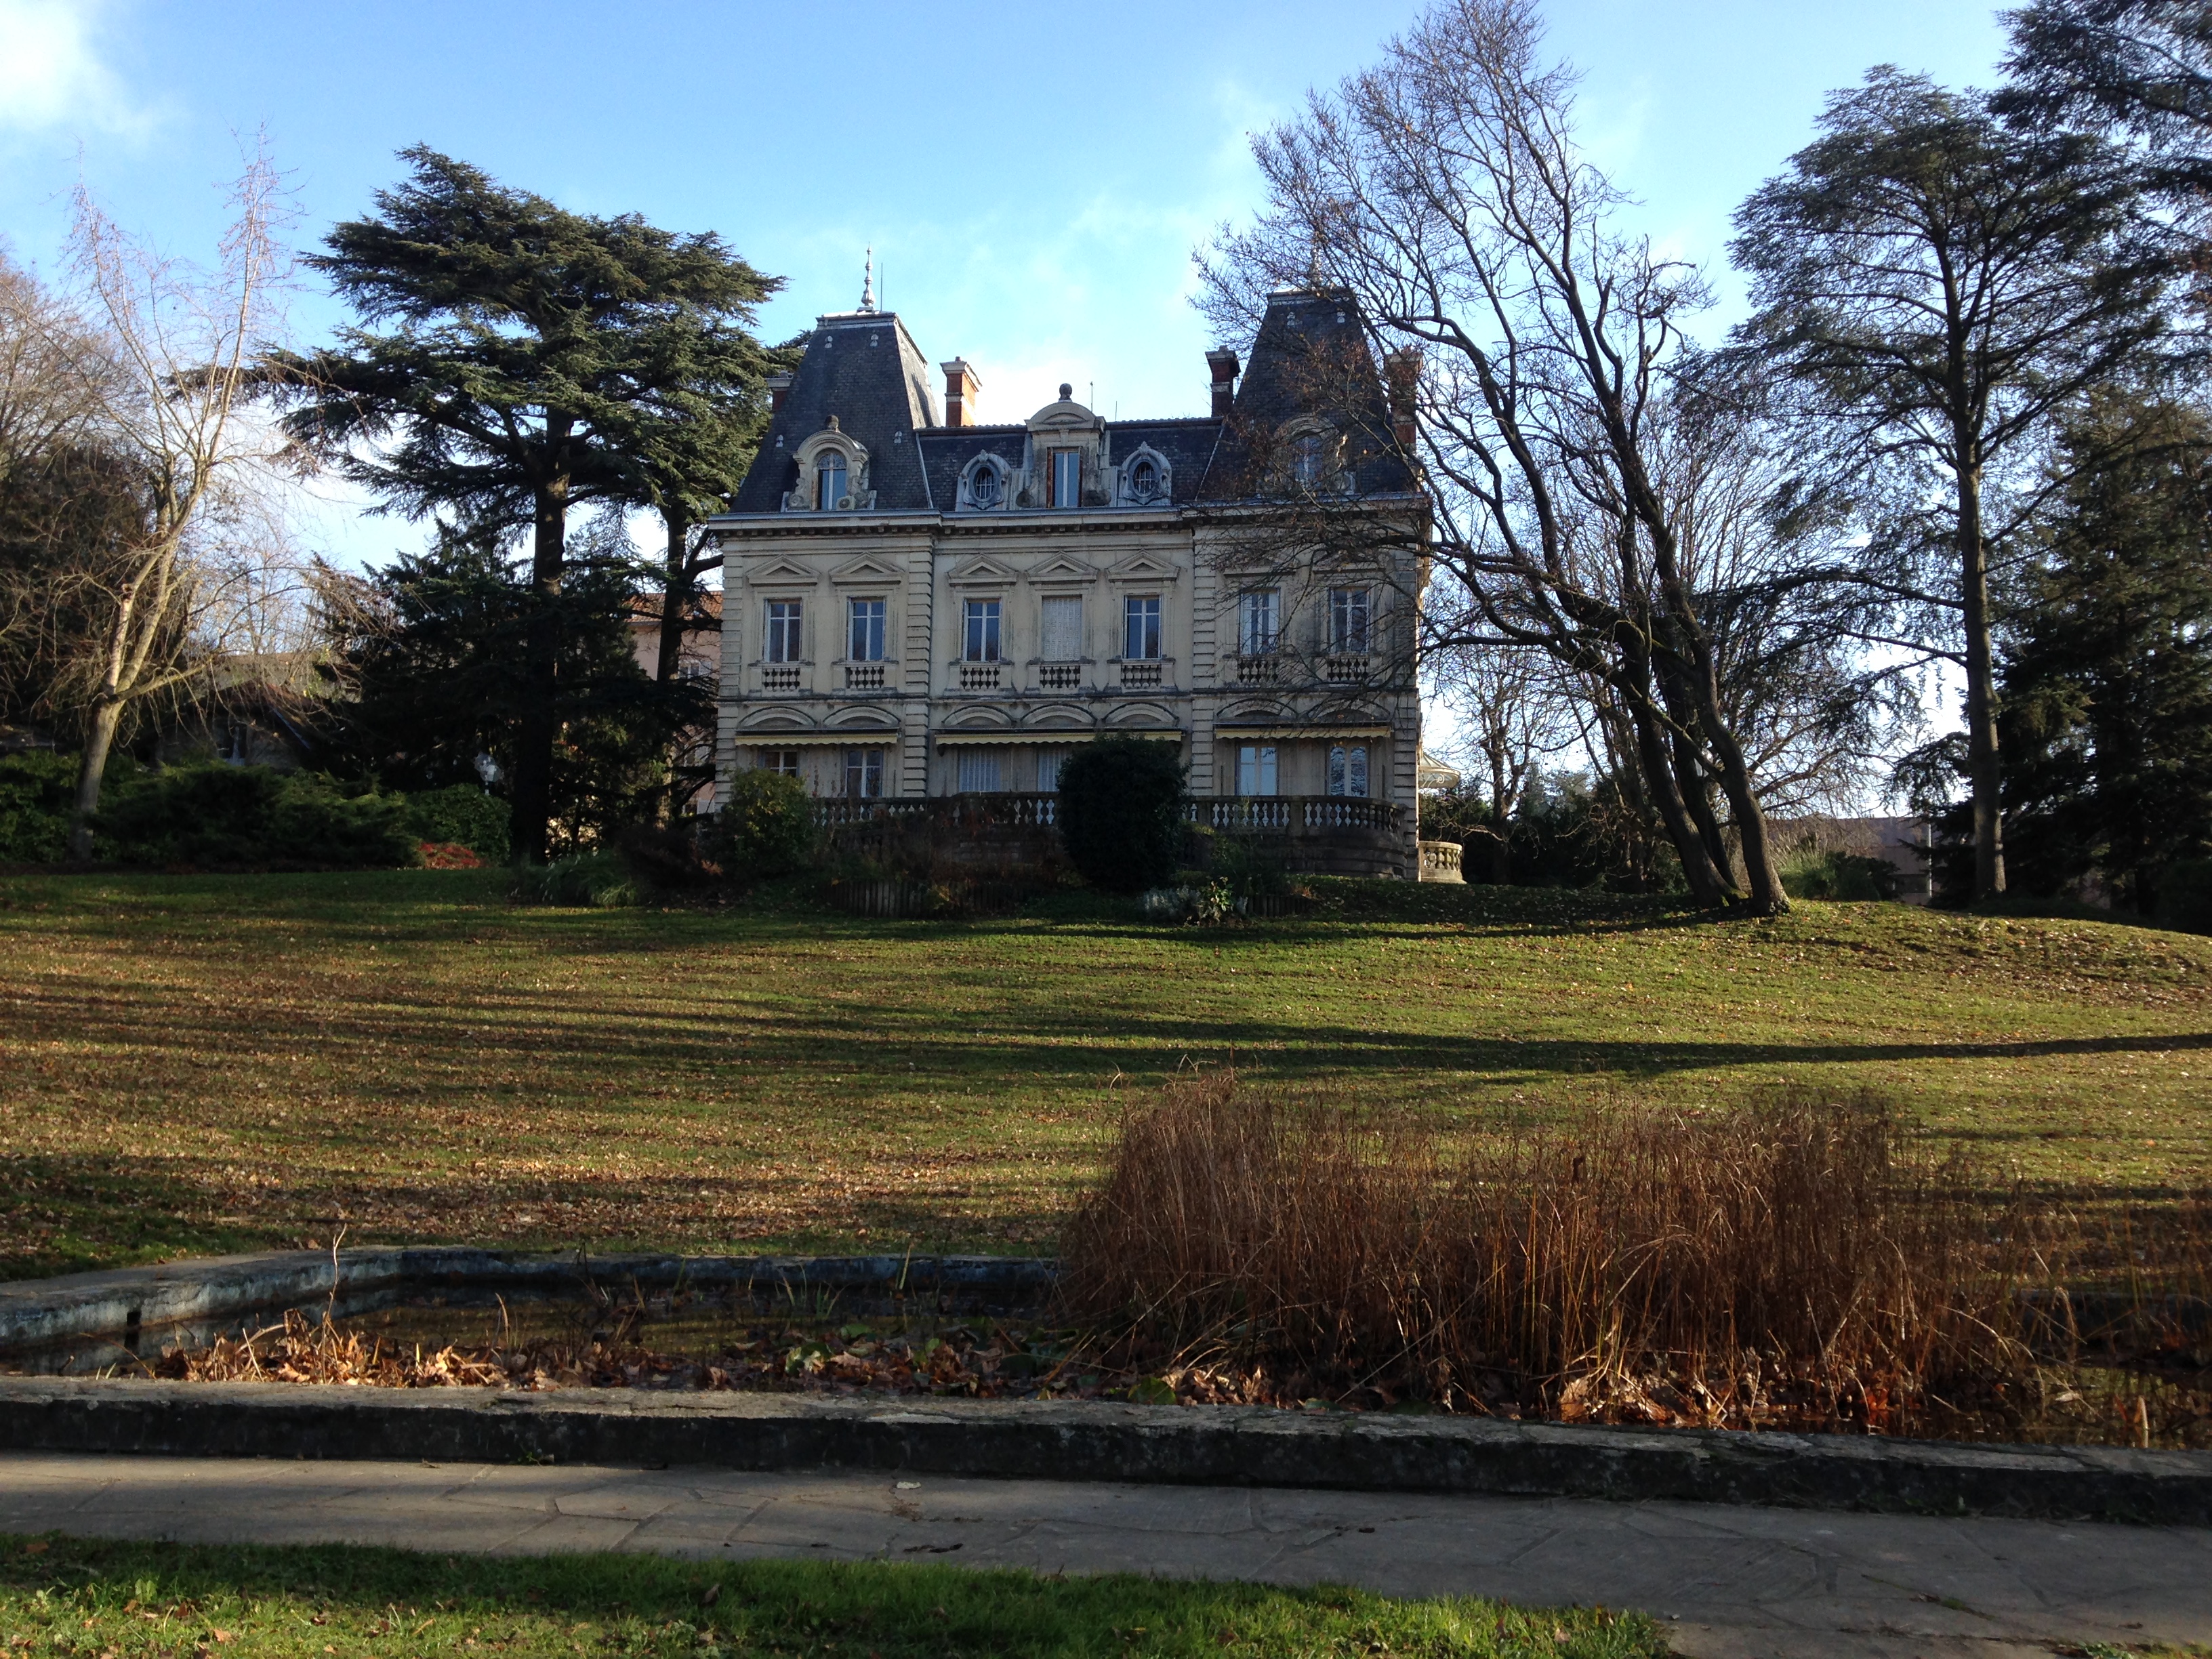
xmin=1418 ymin=839 xmax=1465 ymax=883
xmin=1323 ymin=654 xmax=1371 ymax=684
xmin=1235 ymin=655 xmax=1281 ymax=686
xmin=1189 ymin=796 xmax=1401 ymax=835
xmin=1120 ymin=660 xmax=1163 ymax=689
xmin=956 ymin=661 xmax=1002 ymax=691
xmin=1037 ymin=662 xmax=1083 ymax=691
xmin=760 ymin=665 xmax=802 ymax=692
xmin=844 ymin=663 xmax=887 ymax=691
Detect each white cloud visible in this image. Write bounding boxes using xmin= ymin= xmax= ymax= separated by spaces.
xmin=0 ymin=0 xmax=158 ymax=138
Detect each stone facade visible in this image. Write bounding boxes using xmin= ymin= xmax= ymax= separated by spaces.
xmin=707 ymin=287 xmax=1427 ymax=876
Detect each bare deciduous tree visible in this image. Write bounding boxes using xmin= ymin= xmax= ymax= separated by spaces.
xmin=1429 ymin=642 xmax=1576 ymax=882
xmin=58 ymin=144 xmax=296 ymax=855
xmin=1200 ymin=0 xmax=1797 ymax=911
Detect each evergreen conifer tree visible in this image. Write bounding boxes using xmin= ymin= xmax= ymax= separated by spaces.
xmin=272 ymin=148 xmax=778 ymax=859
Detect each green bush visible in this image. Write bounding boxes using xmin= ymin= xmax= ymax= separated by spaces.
xmin=0 ymin=751 xmax=77 ymax=863
xmin=401 ymin=783 xmax=511 ymax=861
xmin=96 ymin=765 xmax=417 ymax=869
xmin=705 ymin=769 xmax=816 ymax=879
xmin=1059 ymin=738 xmax=1187 ymax=893
xmin=515 ymin=848 xmax=638 ymax=907
xmin=1780 ymin=848 xmax=1898 ymax=902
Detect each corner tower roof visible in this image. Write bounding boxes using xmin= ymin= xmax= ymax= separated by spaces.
xmin=731 ymin=310 xmax=941 ymax=513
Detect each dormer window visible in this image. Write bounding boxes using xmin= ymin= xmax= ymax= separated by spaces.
xmin=817 ymin=457 xmax=848 ymax=510
xmin=1129 ymin=457 xmax=1158 ymax=499
xmin=1050 ymin=449 xmax=1082 ymax=508
xmin=1291 ymin=434 xmax=1326 ymax=488
xmin=972 ymin=464 xmax=1001 ymax=508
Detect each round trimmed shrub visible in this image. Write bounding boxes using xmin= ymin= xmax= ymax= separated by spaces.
xmin=707 ymin=769 xmax=816 ymax=878
xmin=1058 ymin=737 xmax=1187 ymax=893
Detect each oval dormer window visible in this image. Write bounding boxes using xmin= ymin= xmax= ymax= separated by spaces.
xmin=971 ymin=463 xmax=1001 ymax=509
xmin=817 ymin=457 xmax=847 ymax=510
xmin=1129 ymin=458 xmax=1158 ymax=501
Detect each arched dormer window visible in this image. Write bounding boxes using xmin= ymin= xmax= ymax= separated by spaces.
xmin=960 ymin=454 xmax=1009 ymax=512
xmin=1280 ymin=418 xmax=1343 ymax=495
xmin=1115 ymin=444 xmax=1172 ymax=507
xmin=787 ymin=422 xmax=869 ymax=512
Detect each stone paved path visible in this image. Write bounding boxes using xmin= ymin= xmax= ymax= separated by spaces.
xmin=1 ymin=1452 xmax=2206 ymax=1657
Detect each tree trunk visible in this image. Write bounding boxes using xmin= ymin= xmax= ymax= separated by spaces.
xmin=1959 ymin=461 xmax=2007 ymax=901
xmin=1619 ymin=668 xmax=1733 ymax=907
xmin=69 ymin=698 xmax=123 ymax=861
xmin=655 ymin=501 xmax=691 ymax=687
xmin=1487 ymin=747 xmax=1513 ymax=884
xmin=509 ymin=455 xmax=569 ymax=865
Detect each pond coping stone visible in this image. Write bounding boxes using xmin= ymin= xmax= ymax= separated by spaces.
xmin=0 ymin=1376 xmax=2207 ymax=1526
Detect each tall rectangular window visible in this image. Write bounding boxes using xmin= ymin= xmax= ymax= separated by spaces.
xmin=1238 ymin=589 xmax=1279 ymax=656
xmin=1040 ymin=594 xmax=1083 ymax=660
xmin=816 ymin=458 xmax=846 ymax=510
xmin=843 ymin=747 xmax=884 ymax=799
xmin=1237 ymin=743 xmax=1278 ymax=796
xmin=1050 ymin=449 xmax=1082 ymax=508
xmin=765 ymin=600 xmax=802 ymax=663
xmin=956 ymin=750 xmax=1002 ymax=793
xmin=1036 ymin=747 xmax=1072 ymax=792
xmin=1329 ymin=587 xmax=1372 ymax=653
xmin=1123 ymin=595 xmax=1162 ymax=660
xmin=1329 ymin=745 xmax=1370 ymax=798
xmin=847 ymin=597 xmax=886 ymax=661
xmin=963 ymin=598 xmax=1002 ymax=662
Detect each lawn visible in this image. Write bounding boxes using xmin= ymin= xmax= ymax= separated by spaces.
xmin=0 ymin=1533 xmax=1664 ymax=1657
xmin=1 ymin=870 xmax=2207 ymax=1280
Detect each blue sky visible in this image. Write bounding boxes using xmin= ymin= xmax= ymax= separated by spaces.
xmin=1 ymin=0 xmax=2011 ymax=571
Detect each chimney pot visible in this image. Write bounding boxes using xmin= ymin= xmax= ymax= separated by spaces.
xmin=940 ymin=358 xmax=981 ymax=428
xmin=766 ymin=373 xmax=793 ymax=415
xmin=1206 ymin=348 xmax=1240 ymax=419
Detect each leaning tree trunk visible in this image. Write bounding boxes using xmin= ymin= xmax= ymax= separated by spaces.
xmin=68 ymin=697 xmax=125 ymax=861
xmin=509 ymin=454 xmax=569 ymax=865
xmin=1614 ymin=634 xmax=1734 ymax=907
xmin=1957 ymin=457 xmax=2007 ymax=902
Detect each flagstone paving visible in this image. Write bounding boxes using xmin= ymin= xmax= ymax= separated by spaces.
xmin=2 ymin=1452 xmax=2207 ymax=1656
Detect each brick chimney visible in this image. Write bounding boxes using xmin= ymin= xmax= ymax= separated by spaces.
xmin=1206 ymin=349 xmax=1240 ymax=418
xmin=766 ymin=373 xmax=793 ymax=415
xmin=1383 ymin=348 xmax=1421 ymax=449
xmin=941 ymin=359 xmax=981 ymax=427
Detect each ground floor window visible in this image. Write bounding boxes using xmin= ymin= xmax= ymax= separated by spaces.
xmin=1036 ymin=747 xmax=1073 ymax=792
xmin=844 ymin=747 xmax=884 ymax=798
xmin=956 ymin=750 xmax=1002 ymax=793
xmin=1328 ymin=745 xmax=1369 ymax=798
xmin=1237 ymin=743 xmax=1277 ymax=796
xmin=759 ymin=748 xmax=801 ymax=777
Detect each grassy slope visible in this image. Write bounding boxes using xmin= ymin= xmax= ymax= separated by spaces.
xmin=0 ymin=1534 xmax=1664 ymax=1658
xmin=1 ymin=871 xmax=2207 ymax=1279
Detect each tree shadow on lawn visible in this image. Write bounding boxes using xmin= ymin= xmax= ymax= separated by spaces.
xmin=8 ymin=972 xmax=2212 ymax=1095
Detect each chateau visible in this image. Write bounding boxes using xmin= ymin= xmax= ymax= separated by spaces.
xmin=706 ymin=280 xmax=1431 ymax=876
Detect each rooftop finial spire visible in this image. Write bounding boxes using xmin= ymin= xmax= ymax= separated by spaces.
xmin=860 ymin=247 xmax=876 ymax=313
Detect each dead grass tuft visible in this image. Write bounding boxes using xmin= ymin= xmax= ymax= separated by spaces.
xmin=1060 ymin=1072 xmax=2206 ymax=1434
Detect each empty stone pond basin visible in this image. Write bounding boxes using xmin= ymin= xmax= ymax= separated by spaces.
xmin=0 ymin=1250 xmax=1066 ymax=1393
xmin=4 ymin=1249 xmax=2209 ymax=1446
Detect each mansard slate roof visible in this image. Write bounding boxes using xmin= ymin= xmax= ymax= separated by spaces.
xmin=726 ymin=289 xmax=1414 ymax=515
xmin=729 ymin=311 xmax=941 ymax=514
xmin=1202 ymin=287 xmax=1414 ymax=500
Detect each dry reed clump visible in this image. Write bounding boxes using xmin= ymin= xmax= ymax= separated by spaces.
xmin=1057 ymin=1073 xmax=2034 ymax=1431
